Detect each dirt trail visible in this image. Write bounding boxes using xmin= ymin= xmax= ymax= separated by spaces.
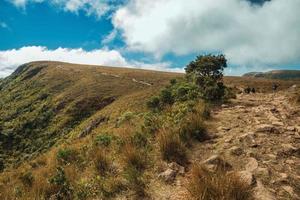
xmin=154 ymin=92 xmax=300 ymax=200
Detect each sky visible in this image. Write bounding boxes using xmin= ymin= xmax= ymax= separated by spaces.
xmin=0 ymin=0 xmax=299 ymax=77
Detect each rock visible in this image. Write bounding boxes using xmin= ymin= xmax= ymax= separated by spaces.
xmin=221 ymin=104 xmax=229 ymax=108
xmin=255 ymin=124 xmax=279 ymax=134
xmin=168 ymin=162 xmax=185 ymax=175
xmin=230 ymin=146 xmax=244 ymax=156
xmin=272 ymin=121 xmax=284 ymax=126
xmin=254 ymin=181 xmax=276 ymax=200
xmin=285 ymin=159 xmax=295 ymax=165
xmin=202 ymin=155 xmax=232 ymax=171
xmin=255 ymin=167 xmax=269 ymax=177
xmin=78 ymin=117 xmax=108 ymax=138
xmin=217 ymin=126 xmax=231 ymax=132
xmin=237 ymin=171 xmax=256 ymax=186
xmin=286 ymin=126 xmax=295 ymax=131
xmin=238 ymin=132 xmax=255 ymax=143
xmin=158 ymin=168 xmax=176 ymax=183
xmin=246 ymin=157 xmax=259 ymax=172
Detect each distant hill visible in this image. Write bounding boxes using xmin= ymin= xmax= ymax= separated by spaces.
xmin=243 ymin=70 xmax=300 ymax=79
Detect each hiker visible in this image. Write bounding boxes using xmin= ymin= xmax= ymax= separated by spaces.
xmin=272 ymin=83 xmax=278 ymax=92
xmin=244 ymin=86 xmax=251 ymax=94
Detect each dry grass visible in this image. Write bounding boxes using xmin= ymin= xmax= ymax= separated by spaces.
xmin=179 ymin=112 xmax=209 ymax=144
xmin=92 ymin=148 xmax=111 ymax=176
xmin=158 ymin=127 xmax=188 ymax=165
xmin=123 ymin=143 xmax=147 ymax=171
xmin=188 ymin=164 xmax=253 ymax=200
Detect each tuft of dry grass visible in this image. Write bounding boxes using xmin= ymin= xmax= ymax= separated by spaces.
xmin=158 ymin=128 xmax=188 ymax=165
xmin=188 ymin=164 xmax=253 ymax=200
xmin=92 ymin=148 xmax=111 ymax=176
xmin=123 ymin=143 xmax=147 ymax=171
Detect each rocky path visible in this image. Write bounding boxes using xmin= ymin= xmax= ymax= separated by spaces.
xmin=155 ymin=92 xmax=300 ymax=200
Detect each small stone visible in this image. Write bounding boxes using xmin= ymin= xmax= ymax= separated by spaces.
xmin=277 ymin=144 xmax=299 ymax=157
xmin=286 ymin=126 xmax=295 ymax=131
xmin=221 ymin=104 xmax=229 ymax=108
xmin=202 ymin=155 xmax=232 ymax=171
xmin=230 ymin=146 xmax=244 ymax=156
xmin=272 ymin=121 xmax=284 ymax=126
xmin=168 ymin=162 xmax=185 ymax=175
xmin=237 ymin=171 xmax=256 ymax=186
xmin=256 ymin=124 xmax=279 ymax=134
xmin=158 ymin=168 xmax=176 ymax=183
xmin=255 ymin=167 xmax=269 ymax=177
xmin=285 ymin=159 xmax=295 ymax=165
xmin=246 ymin=157 xmax=259 ymax=172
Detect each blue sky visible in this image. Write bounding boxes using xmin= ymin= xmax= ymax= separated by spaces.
xmin=0 ymin=0 xmax=299 ymax=77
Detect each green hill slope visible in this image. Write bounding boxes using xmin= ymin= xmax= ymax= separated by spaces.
xmin=243 ymin=70 xmax=300 ymax=79
xmin=0 ymin=61 xmax=179 ymax=169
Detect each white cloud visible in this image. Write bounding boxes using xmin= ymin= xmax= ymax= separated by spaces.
xmin=8 ymin=0 xmax=112 ymax=18
xmin=0 ymin=46 xmax=174 ymax=77
xmin=113 ymin=0 xmax=300 ymax=70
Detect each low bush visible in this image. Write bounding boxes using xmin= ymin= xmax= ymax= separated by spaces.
xmin=146 ymin=96 xmax=160 ymax=111
xmin=158 ymin=128 xmax=188 ymax=165
xmin=188 ymin=164 xmax=253 ymax=200
xmin=142 ymin=112 xmax=162 ymax=135
xmin=179 ymin=113 xmax=209 ymax=144
xmin=159 ymin=88 xmax=174 ymax=105
xmin=46 ymin=167 xmax=73 ymax=200
xmin=57 ymin=148 xmax=80 ymax=165
xmin=94 ymin=134 xmax=113 ymax=147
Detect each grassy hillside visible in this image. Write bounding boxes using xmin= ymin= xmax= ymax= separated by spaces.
xmin=243 ymin=70 xmax=300 ymax=80
xmin=0 ymin=61 xmax=179 ymax=169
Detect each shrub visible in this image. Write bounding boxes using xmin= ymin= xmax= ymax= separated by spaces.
xmin=47 ymin=167 xmax=72 ymax=199
xmin=93 ymin=149 xmax=111 ymax=176
xmin=131 ymin=131 xmax=148 ymax=148
xmin=123 ymin=143 xmax=147 ymax=171
xmin=158 ymin=128 xmax=188 ymax=165
xmin=202 ymin=82 xmax=226 ymax=102
xmin=19 ymin=171 xmax=34 ymax=188
xmin=116 ymin=111 xmax=135 ymax=127
xmin=170 ymin=78 xmax=177 ymax=85
xmin=159 ymin=88 xmax=174 ymax=105
xmin=146 ymin=96 xmax=160 ymax=110
xmin=179 ymin=113 xmax=209 ymax=144
xmin=188 ymin=164 xmax=253 ymax=200
xmin=57 ymin=148 xmax=79 ymax=165
xmin=94 ymin=134 xmax=113 ymax=147
xmin=97 ymin=176 xmax=125 ymax=198
xmin=142 ymin=112 xmax=161 ymax=135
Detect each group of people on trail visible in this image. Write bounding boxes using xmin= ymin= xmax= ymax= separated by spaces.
xmin=244 ymin=83 xmax=279 ymax=94
xmin=244 ymin=87 xmax=256 ymax=94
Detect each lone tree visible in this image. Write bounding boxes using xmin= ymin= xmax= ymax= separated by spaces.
xmin=185 ymin=54 xmax=227 ymax=101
